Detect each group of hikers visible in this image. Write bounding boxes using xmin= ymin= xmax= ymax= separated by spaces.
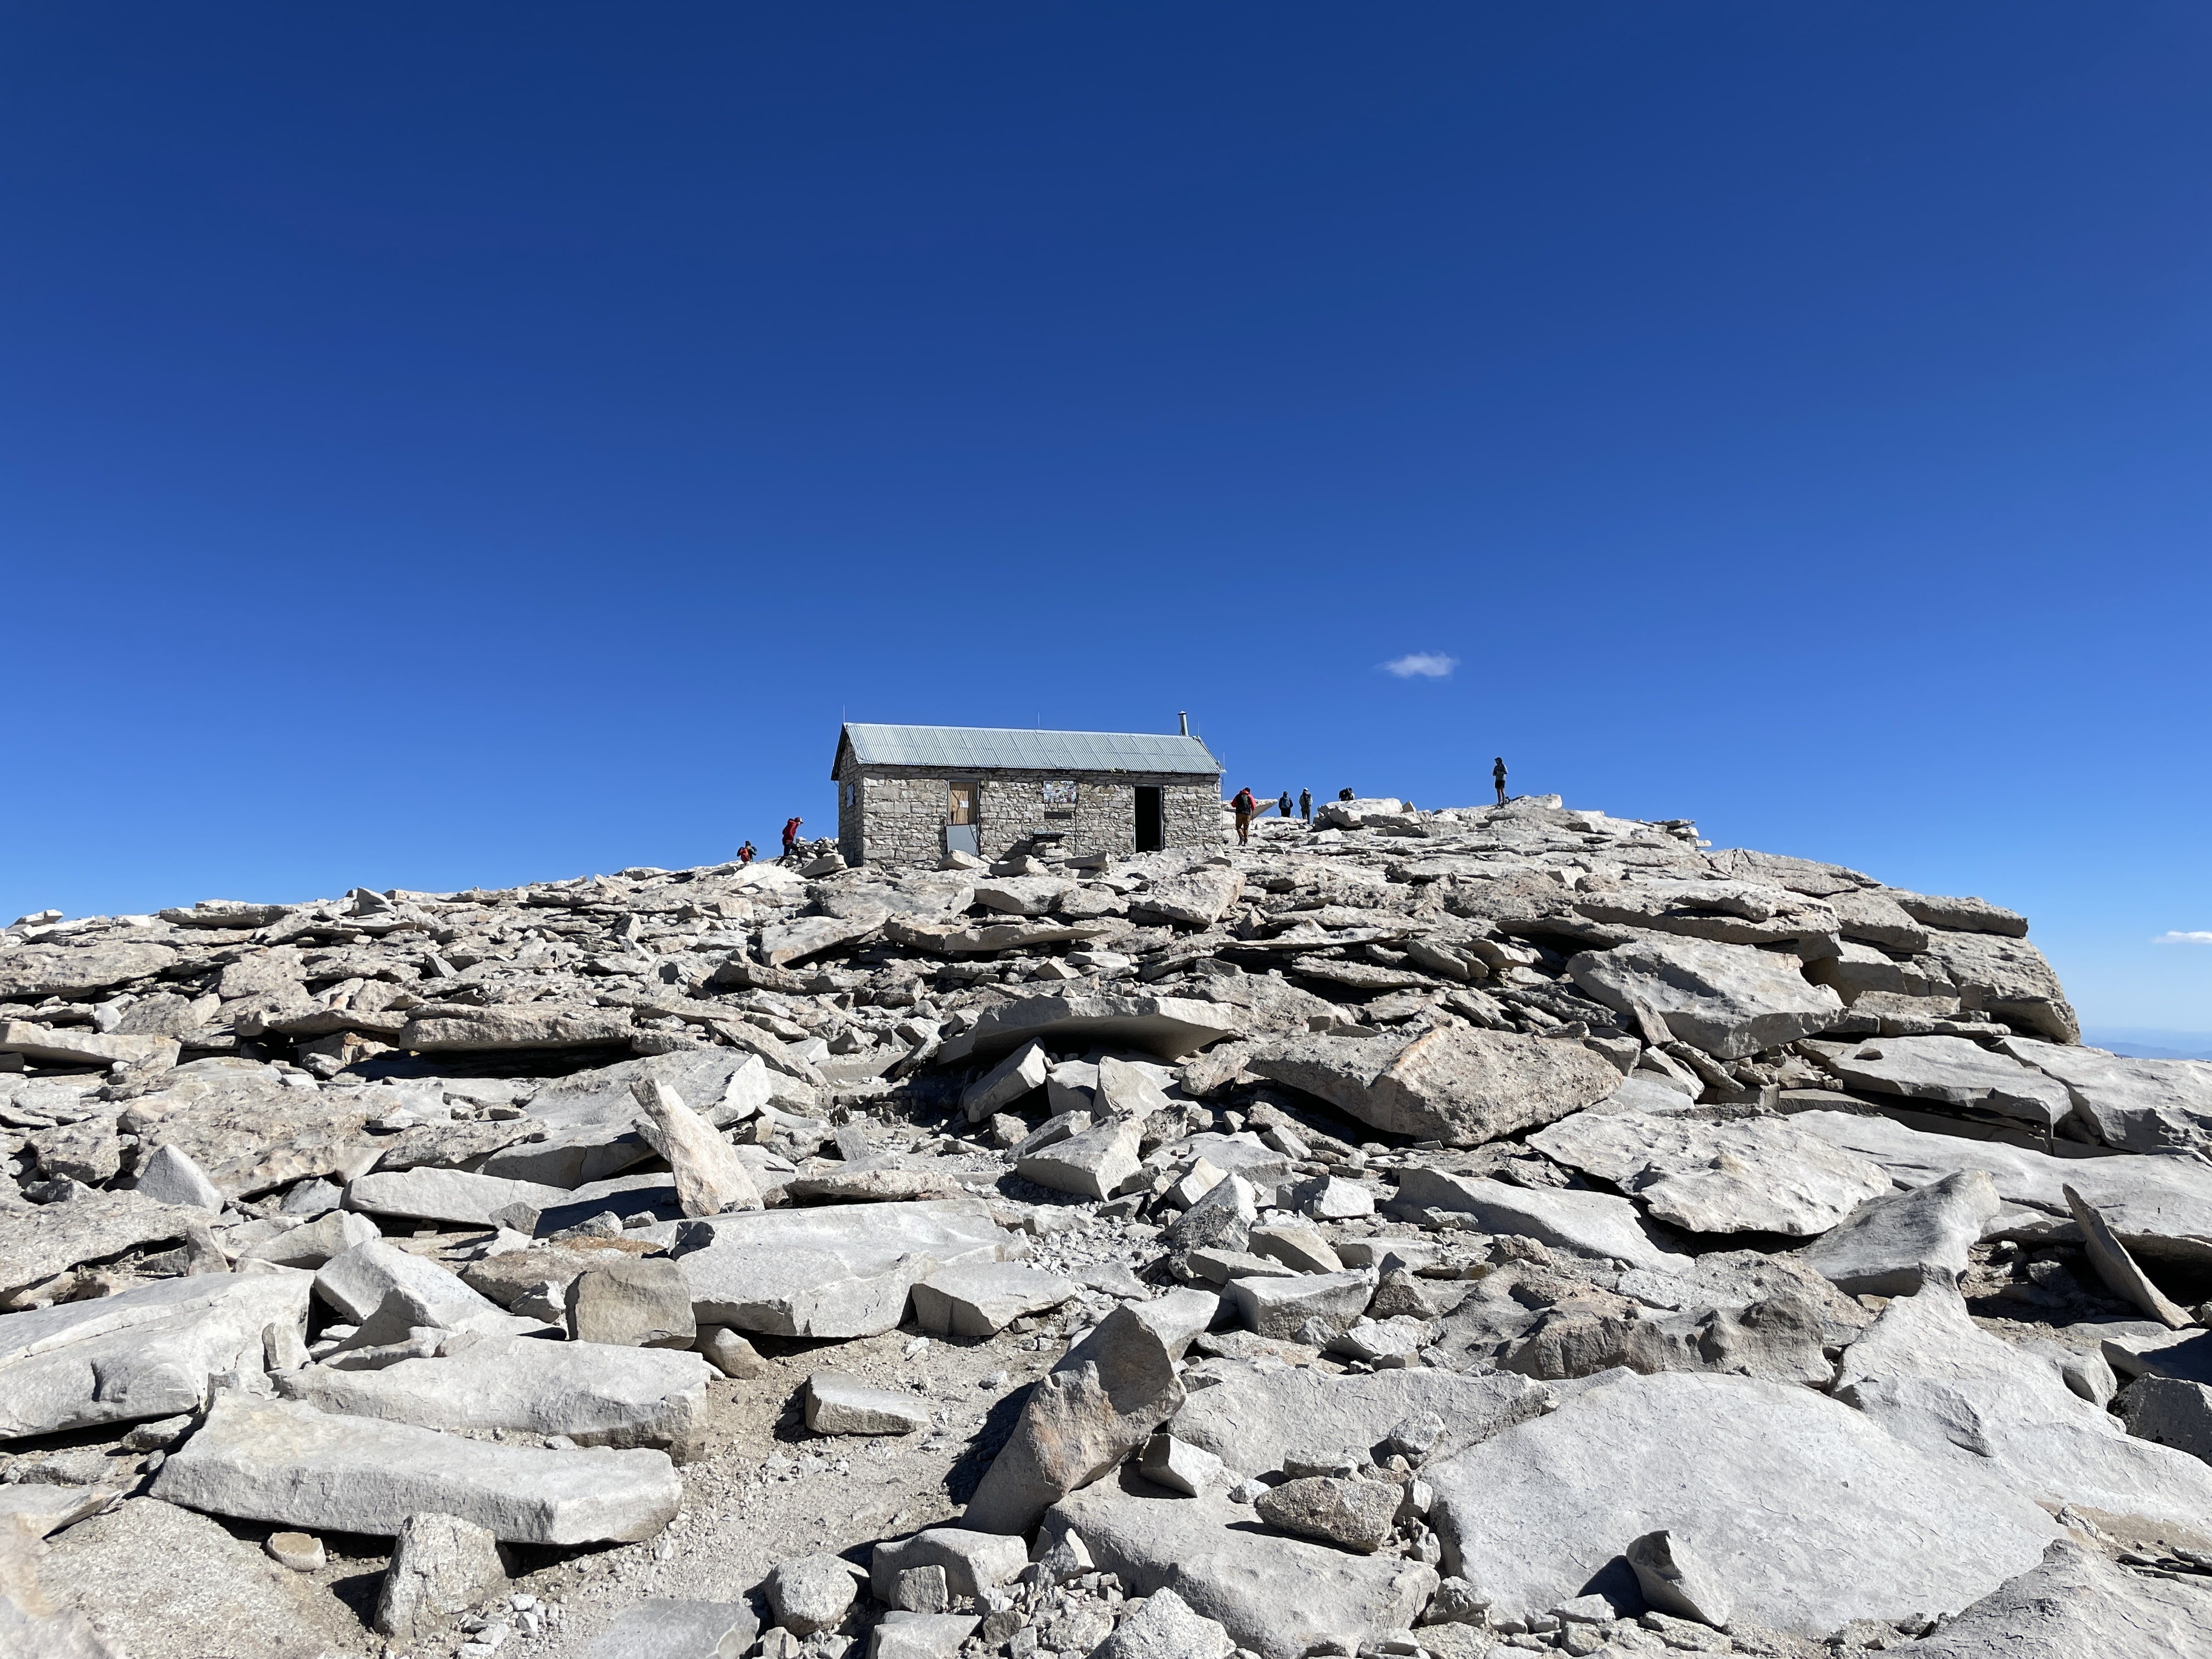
xmin=732 ymin=816 xmax=809 ymax=866
xmin=1228 ymin=757 xmax=1509 ymax=844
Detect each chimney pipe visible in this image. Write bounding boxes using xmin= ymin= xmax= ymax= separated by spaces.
xmin=1178 ymin=711 xmax=1189 ymax=736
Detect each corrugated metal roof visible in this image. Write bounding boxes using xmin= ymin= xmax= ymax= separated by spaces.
xmin=836 ymin=723 xmax=1221 ymax=777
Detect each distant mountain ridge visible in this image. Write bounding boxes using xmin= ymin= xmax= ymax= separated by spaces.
xmin=2084 ymin=1027 xmax=2212 ymax=1063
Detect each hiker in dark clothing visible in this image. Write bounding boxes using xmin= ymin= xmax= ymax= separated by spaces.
xmin=1493 ymin=757 xmax=1508 ymax=807
xmin=1278 ymin=790 xmax=1293 ymax=822
xmin=1299 ymin=788 xmax=1312 ymax=822
xmin=1338 ymin=787 xmax=1355 ymax=802
xmin=1231 ymin=787 xmax=1260 ymax=845
xmin=737 ymin=841 xmax=756 ymax=865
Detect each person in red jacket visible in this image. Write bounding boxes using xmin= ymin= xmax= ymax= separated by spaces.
xmin=1230 ymin=787 xmax=1260 ymax=845
xmin=781 ymin=816 xmax=804 ymax=860
xmin=736 ymin=841 xmax=756 ymax=865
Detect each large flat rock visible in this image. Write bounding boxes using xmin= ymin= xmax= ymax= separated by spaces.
xmin=1246 ymin=1025 xmax=1618 ymax=1147
xmin=1424 ymin=1369 xmax=2060 ymax=1637
xmin=938 ymin=993 xmax=1240 ymax=1064
xmin=1528 ymin=1110 xmax=1891 ymax=1236
xmin=112 ymin=1074 xmax=382 ymax=1199
xmin=1046 ymin=1467 xmax=1437 ymax=1659
xmin=274 ymin=1334 xmax=714 ymax=1451
xmin=0 ymin=1188 xmax=208 ymax=1305
xmin=150 ymin=1396 xmax=680 ymax=1545
xmin=1567 ymin=935 xmax=1842 ymax=1059
xmin=1793 ymin=1109 xmax=2212 ymax=1269
xmin=1833 ymin=1284 xmax=2212 ymax=1541
xmin=0 ymin=941 xmax=176 ymax=1000
xmin=0 ymin=1270 xmax=312 ymax=1440
xmin=1393 ymin=1167 xmax=1690 ymax=1271
xmin=663 ymin=1199 xmax=1011 ymax=1338
xmin=345 ymin=1167 xmax=572 ymax=1227
xmin=2001 ymin=1036 xmax=2212 ymax=1156
xmin=398 ymin=1003 xmax=636 ymax=1052
xmin=1816 ymin=1035 xmax=2074 ymax=1128
xmin=1167 ymin=1362 xmax=1553 ymax=1477
xmin=39 ymin=1497 xmax=379 ymax=1659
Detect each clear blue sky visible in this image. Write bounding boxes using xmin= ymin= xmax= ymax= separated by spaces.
xmin=3 ymin=5 xmax=2209 ymax=1032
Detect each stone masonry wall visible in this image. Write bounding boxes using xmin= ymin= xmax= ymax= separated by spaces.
xmin=836 ymin=762 xmax=1220 ymax=868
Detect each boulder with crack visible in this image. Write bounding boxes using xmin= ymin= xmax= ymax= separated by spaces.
xmin=1245 ymin=1025 xmax=1618 ymax=1147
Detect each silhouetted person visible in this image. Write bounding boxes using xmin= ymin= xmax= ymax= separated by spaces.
xmin=1278 ymin=790 xmax=1292 ymax=821
xmin=1493 ymin=757 xmax=1508 ymax=807
xmin=1299 ymin=788 xmax=1311 ymax=822
xmin=1338 ymin=787 xmax=1355 ymax=802
xmin=1231 ymin=787 xmax=1259 ymax=845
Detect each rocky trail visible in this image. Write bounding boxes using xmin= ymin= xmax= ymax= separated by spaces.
xmin=5 ymin=793 xmax=2212 ymax=1659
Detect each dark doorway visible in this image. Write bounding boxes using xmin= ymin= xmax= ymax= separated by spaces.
xmin=1133 ymin=786 xmax=1163 ymax=852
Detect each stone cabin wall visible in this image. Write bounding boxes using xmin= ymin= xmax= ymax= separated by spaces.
xmin=835 ymin=762 xmax=1220 ymax=868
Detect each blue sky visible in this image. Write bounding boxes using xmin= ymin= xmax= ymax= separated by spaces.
xmin=3 ymin=5 xmax=2209 ymax=1031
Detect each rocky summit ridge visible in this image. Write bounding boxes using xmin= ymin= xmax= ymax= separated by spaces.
xmin=4 ymin=793 xmax=2212 ymax=1659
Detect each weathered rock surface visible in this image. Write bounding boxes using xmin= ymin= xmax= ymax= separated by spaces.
xmin=1816 ymin=1035 xmax=2075 ymax=1127
xmin=345 ymin=1166 xmax=572 ymax=1227
xmin=1425 ymin=1369 xmax=2062 ymax=1635
xmin=666 ymin=1199 xmax=1009 ymax=1338
xmin=1910 ymin=1540 xmax=2212 ymax=1658
xmin=1393 ymin=1167 xmax=1690 ymax=1270
xmin=1796 ymin=1169 xmax=2000 ymax=1295
xmin=1567 ymin=935 xmax=1843 ymax=1059
xmin=374 ymin=1510 xmax=509 ymax=1639
xmin=1169 ymin=1362 xmax=1551 ymax=1476
xmin=1832 ymin=1284 xmax=2212 ymax=1537
xmin=1046 ymin=1468 xmax=1438 ymax=1659
xmin=150 ymin=1396 xmax=681 ymax=1544
xmin=1247 ymin=1025 xmax=1618 ymax=1147
xmin=2002 ymin=1035 xmax=2212 ymax=1155
xmin=1529 ymin=1109 xmax=1891 ymax=1235
xmin=0 ymin=1270 xmax=311 ymax=1440
xmin=938 ymin=993 xmax=1239 ymax=1064
xmin=577 ymin=1598 xmax=759 ymax=1659
xmin=276 ymin=1334 xmax=712 ymax=1449
xmin=804 ymin=1371 xmax=931 ymax=1435
xmin=1793 ymin=1110 xmax=2212 ymax=1268
xmin=964 ymin=1304 xmax=1185 ymax=1534
xmin=630 ymin=1079 xmax=761 ymax=1217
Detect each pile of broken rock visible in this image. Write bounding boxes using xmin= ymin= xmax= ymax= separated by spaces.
xmin=5 ymin=794 xmax=2212 ymax=1659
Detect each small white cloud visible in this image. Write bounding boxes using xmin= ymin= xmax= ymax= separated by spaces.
xmin=2152 ymin=931 xmax=2212 ymax=945
xmin=1382 ymin=652 xmax=1458 ymax=679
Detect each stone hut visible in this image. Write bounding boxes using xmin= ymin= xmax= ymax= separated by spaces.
xmin=831 ymin=723 xmax=1223 ymax=867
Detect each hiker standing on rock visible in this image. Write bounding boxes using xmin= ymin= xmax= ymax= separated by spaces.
xmin=737 ymin=841 xmax=756 ymax=865
xmin=1493 ymin=757 xmax=1508 ymax=806
xmin=1299 ymin=787 xmax=1311 ymax=822
xmin=1231 ymin=787 xmax=1260 ymax=845
xmin=1278 ymin=789 xmax=1293 ymax=822
xmin=781 ymin=816 xmax=804 ymax=860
